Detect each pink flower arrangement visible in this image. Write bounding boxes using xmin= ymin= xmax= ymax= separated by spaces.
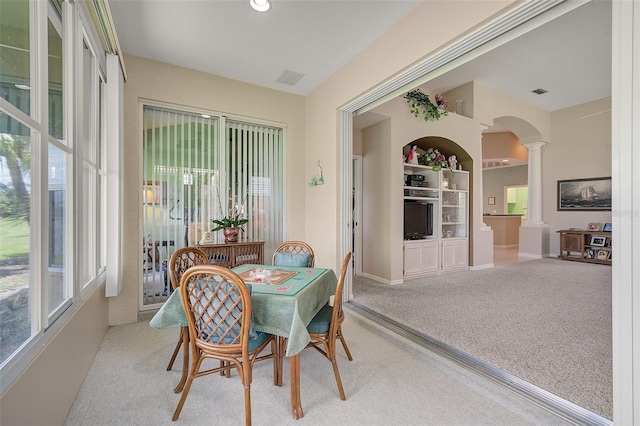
xmin=419 ymin=148 xmax=448 ymax=171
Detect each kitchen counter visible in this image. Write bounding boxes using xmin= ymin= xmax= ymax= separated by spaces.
xmin=483 ymin=215 xmax=523 ymax=247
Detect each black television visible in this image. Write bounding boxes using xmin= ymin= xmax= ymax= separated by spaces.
xmin=404 ymin=202 xmax=433 ymax=240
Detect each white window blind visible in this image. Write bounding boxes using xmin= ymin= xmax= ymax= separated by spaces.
xmin=141 ymin=106 xmax=284 ymax=309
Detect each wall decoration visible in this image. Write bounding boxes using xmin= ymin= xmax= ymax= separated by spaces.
xmin=587 ymin=222 xmax=603 ymax=231
xmin=488 ymin=197 xmax=496 ymax=205
xmin=404 ymin=89 xmax=449 ymax=121
xmin=557 ymin=177 xmax=611 ymax=211
xmin=143 ymin=181 xmax=165 ymax=204
xmin=309 ymin=160 xmax=325 ymax=186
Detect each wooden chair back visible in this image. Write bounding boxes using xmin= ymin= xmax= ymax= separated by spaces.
xmin=272 ymin=241 xmax=315 ymax=267
xmin=329 ymin=252 xmax=352 ymax=337
xmin=168 ymin=247 xmax=208 ymax=291
xmin=174 ymin=264 xmax=275 ymax=425
xmin=179 ymin=265 xmax=254 ymax=354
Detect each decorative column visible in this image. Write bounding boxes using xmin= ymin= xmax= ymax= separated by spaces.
xmin=523 ymin=141 xmax=546 ymax=226
xmin=518 ymin=141 xmax=548 ymax=259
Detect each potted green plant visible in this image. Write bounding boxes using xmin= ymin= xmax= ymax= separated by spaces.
xmin=211 ymin=214 xmax=248 ymax=243
xmin=404 ymin=89 xmax=449 ymax=121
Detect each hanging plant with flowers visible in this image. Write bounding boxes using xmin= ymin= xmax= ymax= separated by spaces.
xmin=419 ymin=148 xmax=448 ymax=171
xmin=404 ymin=89 xmax=449 ymax=121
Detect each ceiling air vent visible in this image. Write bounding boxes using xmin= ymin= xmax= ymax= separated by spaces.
xmin=276 ymin=69 xmax=305 ymax=86
xmin=532 ymin=88 xmax=548 ymax=95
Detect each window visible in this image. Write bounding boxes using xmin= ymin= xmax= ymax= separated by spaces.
xmin=0 ymin=0 xmax=107 ymax=386
xmin=141 ymin=105 xmax=284 ymax=309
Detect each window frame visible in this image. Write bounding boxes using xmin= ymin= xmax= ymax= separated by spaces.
xmin=0 ymin=0 xmax=109 ymax=393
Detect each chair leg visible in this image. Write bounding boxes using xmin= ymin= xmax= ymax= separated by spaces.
xmin=272 ymin=338 xmax=280 ymax=386
xmin=330 ymin=355 xmax=346 ymax=401
xmin=243 ymin=383 xmax=252 ymax=426
xmin=276 ymin=336 xmax=286 ymax=386
xmin=173 ymin=328 xmax=190 ymax=393
xmin=337 ymin=327 xmax=353 ymax=361
xmin=172 ymin=355 xmax=202 ymax=421
xmin=166 ymin=330 xmax=183 ymax=371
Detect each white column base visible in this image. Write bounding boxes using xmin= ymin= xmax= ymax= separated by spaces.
xmin=472 ymin=226 xmax=494 ymax=268
xmin=518 ymin=224 xmax=549 ymax=258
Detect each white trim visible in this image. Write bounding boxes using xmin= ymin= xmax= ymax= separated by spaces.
xmin=352 ymin=155 xmax=363 ymax=277
xmin=611 ymin=0 xmax=639 ymax=423
xmin=104 ymin=53 xmax=123 ymax=297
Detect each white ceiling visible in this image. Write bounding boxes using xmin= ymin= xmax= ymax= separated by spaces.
xmin=108 ymin=0 xmax=422 ymax=95
xmin=109 ymin=0 xmax=612 ymax=167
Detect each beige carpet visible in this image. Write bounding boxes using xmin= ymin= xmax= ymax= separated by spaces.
xmin=64 ymin=311 xmax=571 ymax=425
xmin=352 ymin=257 xmax=612 ymax=420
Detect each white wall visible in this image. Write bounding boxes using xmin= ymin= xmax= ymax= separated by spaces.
xmin=111 ymin=54 xmax=307 ymax=324
xmin=304 ymin=1 xmax=517 ymax=271
xmin=483 ymin=165 xmax=528 ymax=214
xmin=360 ymin=96 xmax=485 ymax=281
xmin=544 ymin=98 xmax=612 ymax=256
xmin=0 ymin=284 xmax=109 ymax=425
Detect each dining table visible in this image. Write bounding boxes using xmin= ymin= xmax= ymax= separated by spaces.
xmin=149 ymin=263 xmax=338 ymax=420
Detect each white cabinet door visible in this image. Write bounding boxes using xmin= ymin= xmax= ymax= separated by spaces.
xmin=421 ymin=241 xmax=439 ymax=273
xmin=441 ymin=239 xmax=468 ymax=271
xmin=403 ymin=243 xmax=423 ymax=276
xmin=404 ymin=240 xmax=439 ymax=277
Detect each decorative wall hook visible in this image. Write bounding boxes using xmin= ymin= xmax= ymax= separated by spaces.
xmin=309 ymin=160 xmax=324 ymax=186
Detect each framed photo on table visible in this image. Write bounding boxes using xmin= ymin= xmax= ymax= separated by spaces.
xmin=590 ymin=235 xmax=606 ymax=247
xmin=587 ymin=223 xmax=603 ymax=231
xmin=597 ymin=250 xmax=610 ymax=260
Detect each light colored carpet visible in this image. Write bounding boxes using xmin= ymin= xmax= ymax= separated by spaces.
xmin=64 ymin=311 xmax=571 ymax=425
xmin=352 ymin=257 xmax=612 ymax=420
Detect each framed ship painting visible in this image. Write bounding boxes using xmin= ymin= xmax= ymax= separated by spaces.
xmin=557 ymin=177 xmax=611 ymax=211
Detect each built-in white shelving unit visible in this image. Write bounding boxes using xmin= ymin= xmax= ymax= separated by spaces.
xmin=403 ymin=163 xmax=469 ymax=278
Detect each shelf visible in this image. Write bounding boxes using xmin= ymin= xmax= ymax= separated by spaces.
xmin=404 ymin=196 xmax=439 ymax=201
xmin=557 ymin=230 xmax=612 ymax=265
xmin=403 ymin=160 xmax=469 ymax=278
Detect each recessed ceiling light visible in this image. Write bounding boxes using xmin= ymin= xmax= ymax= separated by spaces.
xmin=249 ymin=0 xmax=270 ymax=12
xmin=502 ymin=159 xmax=509 ymax=163
xmin=532 ymin=88 xmax=548 ymax=95
xmin=201 ymin=114 xmax=211 ymax=119
xmin=14 ymin=84 xmax=31 ymax=90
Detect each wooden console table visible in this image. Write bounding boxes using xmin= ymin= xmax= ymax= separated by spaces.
xmin=197 ymin=241 xmax=264 ymax=268
xmin=557 ymin=230 xmax=611 ymax=265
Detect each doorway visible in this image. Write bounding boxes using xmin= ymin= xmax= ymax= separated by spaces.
xmin=504 ymin=185 xmax=528 ymax=224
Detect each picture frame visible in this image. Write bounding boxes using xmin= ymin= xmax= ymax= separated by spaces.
xmin=585 ymin=249 xmax=596 ymax=259
xmin=603 ymin=223 xmax=612 ymax=232
xmin=597 ymin=250 xmax=610 ymax=260
xmin=557 ymin=177 xmax=611 ymax=211
xmin=587 ymin=222 xmax=603 ymax=231
xmin=488 ymin=197 xmax=496 ymax=205
xmin=143 ymin=181 xmax=165 ymax=204
xmin=590 ymin=235 xmax=606 ymax=246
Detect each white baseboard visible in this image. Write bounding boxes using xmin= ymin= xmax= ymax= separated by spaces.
xmin=359 ymin=272 xmax=403 ymax=286
xmin=470 ymin=263 xmax=494 ymax=270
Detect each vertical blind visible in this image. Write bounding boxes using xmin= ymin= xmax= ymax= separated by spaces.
xmin=142 ymin=106 xmax=284 ymax=308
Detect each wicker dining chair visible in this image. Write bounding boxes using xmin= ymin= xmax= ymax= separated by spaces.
xmin=166 ymin=247 xmax=209 ymax=391
xmin=304 ymin=252 xmax=353 ymax=400
xmin=172 ymin=265 xmax=277 ymax=425
xmin=272 ymin=241 xmax=315 ymax=267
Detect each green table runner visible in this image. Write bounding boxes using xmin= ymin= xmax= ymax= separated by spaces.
xmin=149 ymin=266 xmax=337 ymax=356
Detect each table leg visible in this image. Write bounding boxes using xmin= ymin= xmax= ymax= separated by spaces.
xmin=173 ymin=326 xmax=189 ymax=393
xmin=290 ymin=354 xmax=304 ymax=419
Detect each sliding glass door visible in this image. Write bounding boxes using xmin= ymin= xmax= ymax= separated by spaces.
xmin=141 ymin=105 xmax=284 ymax=308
